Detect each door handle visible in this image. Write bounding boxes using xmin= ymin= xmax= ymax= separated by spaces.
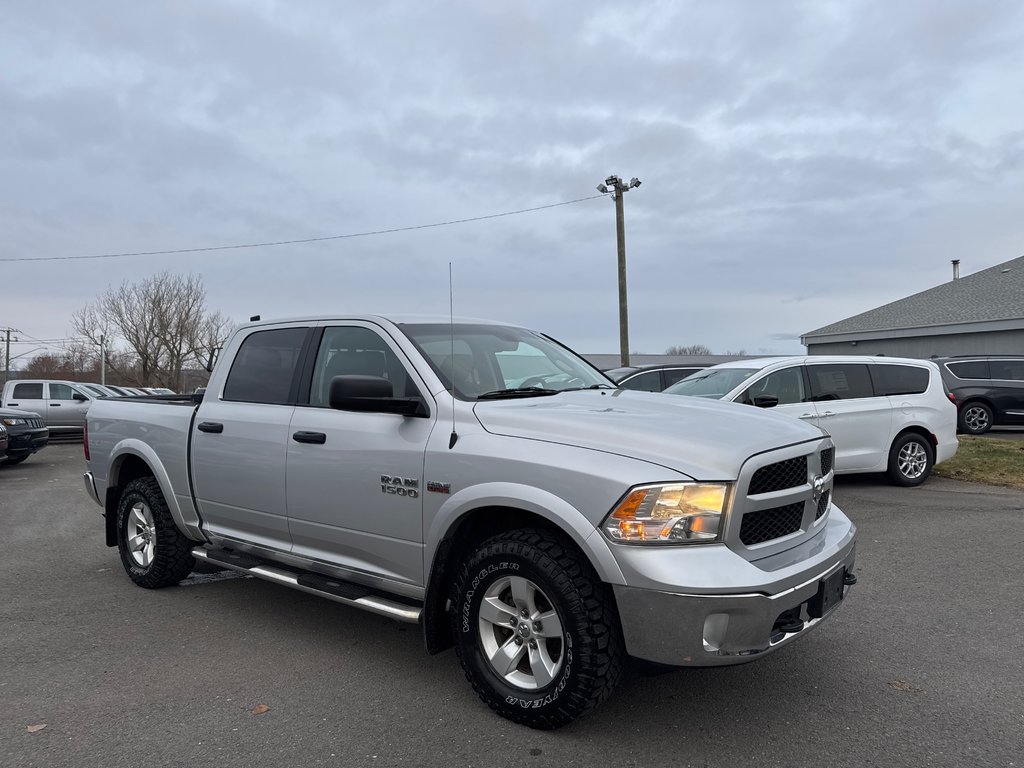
xmin=292 ymin=431 xmax=327 ymax=445
xmin=50 ymin=403 xmax=62 ymax=407
xmin=820 ymin=410 xmax=835 ymax=418
xmin=197 ymin=422 xmax=224 ymax=434
xmin=799 ymin=413 xmax=816 ymax=419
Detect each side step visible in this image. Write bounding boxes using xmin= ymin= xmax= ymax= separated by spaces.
xmin=192 ymin=547 xmax=422 ymax=624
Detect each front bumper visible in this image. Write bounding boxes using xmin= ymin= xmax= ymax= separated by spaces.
xmin=611 ymin=507 xmax=857 ymax=666
xmin=5 ymin=428 xmax=49 ymax=458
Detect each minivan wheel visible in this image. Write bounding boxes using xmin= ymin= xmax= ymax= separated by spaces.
xmin=115 ymin=477 xmax=195 ymax=588
xmin=450 ymin=529 xmax=623 ymax=729
xmin=959 ymin=402 xmax=993 ymax=435
xmin=887 ymin=433 xmax=934 ymax=487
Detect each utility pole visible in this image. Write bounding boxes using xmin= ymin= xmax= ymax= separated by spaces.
xmin=2 ymin=328 xmax=15 ymax=386
xmin=596 ymin=175 xmax=641 ymax=367
xmin=99 ymin=334 xmax=106 ymax=385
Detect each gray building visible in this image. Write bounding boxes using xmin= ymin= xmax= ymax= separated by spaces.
xmin=801 ymin=255 xmax=1024 ymax=357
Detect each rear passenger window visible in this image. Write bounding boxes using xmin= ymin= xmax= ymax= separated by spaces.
xmin=871 ymin=364 xmax=929 ymax=396
xmin=947 ymin=361 xmax=989 ymax=379
xmin=807 ymin=364 xmax=873 ymax=401
xmin=990 ymin=360 xmax=1024 ymax=381
xmin=223 ymin=328 xmax=307 ymax=404
xmin=12 ymin=382 xmax=43 ymax=399
xmin=620 ymin=370 xmax=662 ymax=392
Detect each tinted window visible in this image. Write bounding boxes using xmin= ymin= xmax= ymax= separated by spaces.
xmin=620 ymin=370 xmax=663 ymax=392
xmin=947 ymin=361 xmax=989 ymax=379
xmin=871 ymin=364 xmax=929 ymax=396
xmin=662 ymin=368 xmax=702 ymax=387
xmin=990 ymin=360 xmax=1024 ymax=381
xmin=223 ymin=328 xmax=307 ymax=404
xmin=12 ymin=382 xmax=43 ymax=399
xmin=739 ymin=367 xmax=807 ymax=405
xmin=309 ymin=326 xmax=414 ymax=406
xmin=807 ymin=364 xmax=873 ymax=400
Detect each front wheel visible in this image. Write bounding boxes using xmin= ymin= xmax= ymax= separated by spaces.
xmin=959 ymin=402 xmax=993 ymax=434
xmin=116 ymin=477 xmax=195 ymax=588
xmin=886 ymin=433 xmax=934 ymax=487
xmin=450 ymin=529 xmax=623 ymax=729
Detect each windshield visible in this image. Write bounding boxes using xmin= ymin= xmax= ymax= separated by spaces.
xmin=663 ymin=367 xmax=759 ymax=399
xmin=398 ymin=323 xmax=613 ymax=400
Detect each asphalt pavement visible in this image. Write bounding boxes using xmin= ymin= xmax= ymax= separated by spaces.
xmin=2 ymin=444 xmax=1022 ymax=768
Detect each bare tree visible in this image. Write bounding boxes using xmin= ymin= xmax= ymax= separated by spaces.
xmin=73 ymin=272 xmax=233 ymax=390
xmin=665 ymin=344 xmax=712 ymax=355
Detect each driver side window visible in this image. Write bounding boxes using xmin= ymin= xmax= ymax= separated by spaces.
xmin=740 ymin=367 xmax=806 ymax=405
xmin=309 ymin=326 xmax=414 ymax=407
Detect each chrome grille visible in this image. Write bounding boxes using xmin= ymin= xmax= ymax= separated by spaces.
xmin=815 ymin=490 xmax=831 ymax=520
xmin=749 ymin=456 xmax=807 ymax=495
xmin=820 ymin=447 xmax=834 ymax=475
xmin=739 ymin=502 xmax=804 ymax=545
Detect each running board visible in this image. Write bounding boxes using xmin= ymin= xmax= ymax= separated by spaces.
xmin=191 ymin=547 xmax=422 ymax=624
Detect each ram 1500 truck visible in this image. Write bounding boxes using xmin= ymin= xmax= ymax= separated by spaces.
xmin=83 ymin=315 xmax=857 ymax=729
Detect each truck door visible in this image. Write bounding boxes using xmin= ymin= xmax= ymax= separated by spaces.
xmin=190 ymin=325 xmax=309 ymax=552
xmin=45 ymin=382 xmax=93 ymax=430
xmin=285 ymin=323 xmax=435 ymax=587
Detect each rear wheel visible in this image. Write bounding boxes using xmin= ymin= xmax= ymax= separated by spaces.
xmin=116 ymin=477 xmax=195 ymax=588
xmin=886 ymin=433 xmax=934 ymax=487
xmin=450 ymin=529 xmax=623 ymax=729
xmin=959 ymin=402 xmax=993 ymax=435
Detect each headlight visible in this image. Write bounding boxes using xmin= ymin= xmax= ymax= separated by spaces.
xmin=1 ymin=417 xmax=27 ymax=426
xmin=602 ymin=483 xmax=729 ymax=544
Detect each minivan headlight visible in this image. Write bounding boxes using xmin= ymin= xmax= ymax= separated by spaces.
xmin=602 ymin=483 xmax=729 ymax=544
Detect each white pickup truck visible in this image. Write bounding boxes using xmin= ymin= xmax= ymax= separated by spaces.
xmin=83 ymin=315 xmax=857 ymax=729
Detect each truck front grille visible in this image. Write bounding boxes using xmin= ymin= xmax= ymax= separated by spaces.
xmin=749 ymin=456 xmax=807 ymax=494
xmin=739 ymin=502 xmax=804 ymax=545
xmin=820 ymin=447 xmax=834 ymax=475
xmin=816 ymin=490 xmax=831 ymax=520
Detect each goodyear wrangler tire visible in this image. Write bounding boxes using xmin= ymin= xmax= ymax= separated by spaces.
xmin=116 ymin=477 xmax=195 ymax=588
xmin=450 ymin=529 xmax=623 ymax=729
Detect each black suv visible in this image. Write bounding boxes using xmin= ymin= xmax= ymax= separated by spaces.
xmin=933 ymin=356 xmax=1024 ymax=434
xmin=0 ymin=407 xmax=49 ymax=465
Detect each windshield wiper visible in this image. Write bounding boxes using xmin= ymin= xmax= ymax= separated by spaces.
xmin=476 ymin=387 xmax=560 ymax=400
xmin=561 ymin=384 xmax=617 ymax=391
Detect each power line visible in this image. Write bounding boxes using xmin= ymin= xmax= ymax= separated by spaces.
xmin=0 ymin=194 xmax=604 ymax=263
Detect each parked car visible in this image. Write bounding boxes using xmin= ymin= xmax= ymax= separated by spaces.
xmin=1 ymin=379 xmax=96 ymax=435
xmin=605 ymin=363 xmax=706 ymax=392
xmin=663 ymin=355 xmax=958 ymax=486
xmin=0 ymin=424 xmax=7 ymax=457
xmin=101 ymin=385 xmax=135 ymax=397
xmin=0 ymin=407 xmax=49 ymax=464
xmin=143 ymin=387 xmax=177 ymax=395
xmin=78 ymin=383 xmax=120 ymax=398
xmin=83 ymin=314 xmax=856 ymax=729
xmin=933 ymin=356 xmax=1024 ymax=434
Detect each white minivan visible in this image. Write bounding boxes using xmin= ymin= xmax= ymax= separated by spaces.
xmin=663 ymin=356 xmax=958 ymax=486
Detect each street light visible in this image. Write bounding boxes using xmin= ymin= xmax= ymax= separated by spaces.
xmin=597 ymin=174 xmax=641 ymax=367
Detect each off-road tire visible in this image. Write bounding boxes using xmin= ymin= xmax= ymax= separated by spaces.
xmin=450 ymin=529 xmax=623 ymax=729
xmin=116 ymin=477 xmax=195 ymax=588
xmin=886 ymin=433 xmax=934 ymax=487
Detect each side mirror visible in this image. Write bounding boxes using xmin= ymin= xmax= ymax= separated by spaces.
xmin=329 ymin=375 xmax=428 ymax=417
xmin=73 ymin=392 xmax=89 ymax=402
xmin=753 ymin=394 xmax=779 ymax=409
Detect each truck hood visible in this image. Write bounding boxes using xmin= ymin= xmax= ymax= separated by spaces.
xmin=472 ymin=389 xmax=823 ymax=480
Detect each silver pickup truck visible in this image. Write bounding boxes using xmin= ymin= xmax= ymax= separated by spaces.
xmin=83 ymin=315 xmax=857 ymax=729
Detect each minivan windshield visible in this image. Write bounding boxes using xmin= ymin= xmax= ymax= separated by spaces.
xmin=398 ymin=323 xmax=613 ymax=400
xmin=663 ymin=367 xmax=759 ymax=399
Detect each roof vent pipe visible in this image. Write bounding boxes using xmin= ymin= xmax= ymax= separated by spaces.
xmin=951 ymin=259 xmax=960 ymax=280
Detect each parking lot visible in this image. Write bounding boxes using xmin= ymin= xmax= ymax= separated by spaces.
xmin=2 ymin=443 xmax=1022 ymax=768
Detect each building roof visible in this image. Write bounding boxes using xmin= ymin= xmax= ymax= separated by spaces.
xmin=802 ymin=255 xmax=1024 ymax=343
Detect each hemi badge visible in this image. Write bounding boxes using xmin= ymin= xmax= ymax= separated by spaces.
xmin=427 ymin=481 xmax=450 ymax=494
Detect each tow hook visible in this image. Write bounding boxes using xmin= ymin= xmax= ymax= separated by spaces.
xmin=843 ymin=570 xmax=858 ymax=586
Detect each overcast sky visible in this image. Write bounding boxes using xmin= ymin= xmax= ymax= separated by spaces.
xmin=3 ymin=0 xmax=1023 ymax=365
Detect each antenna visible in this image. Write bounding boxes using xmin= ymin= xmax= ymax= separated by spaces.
xmin=448 ymin=262 xmax=459 ymax=449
